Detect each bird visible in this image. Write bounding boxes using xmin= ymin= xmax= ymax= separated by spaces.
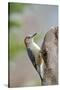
xmin=24 ymin=33 xmax=44 ymax=83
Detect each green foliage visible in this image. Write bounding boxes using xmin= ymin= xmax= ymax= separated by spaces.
xmin=8 ymin=3 xmax=27 ymax=14
xmin=10 ymin=40 xmax=25 ymax=59
xmin=8 ymin=3 xmax=28 ymax=59
xmin=8 ymin=3 xmax=27 ymax=29
xmin=8 ymin=21 xmax=22 ymax=29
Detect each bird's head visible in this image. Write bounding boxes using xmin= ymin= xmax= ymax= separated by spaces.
xmin=24 ymin=33 xmax=37 ymax=47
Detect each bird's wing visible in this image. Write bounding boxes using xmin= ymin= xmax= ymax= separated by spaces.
xmin=27 ymin=48 xmax=37 ymax=70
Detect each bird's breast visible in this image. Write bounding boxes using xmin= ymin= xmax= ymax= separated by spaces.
xmin=29 ymin=42 xmax=40 ymax=59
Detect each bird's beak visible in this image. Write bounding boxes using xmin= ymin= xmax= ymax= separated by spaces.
xmin=31 ymin=33 xmax=37 ymax=38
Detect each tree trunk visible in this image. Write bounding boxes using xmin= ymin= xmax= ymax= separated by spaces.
xmin=41 ymin=26 xmax=58 ymax=85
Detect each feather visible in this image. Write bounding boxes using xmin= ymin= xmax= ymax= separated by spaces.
xmin=27 ymin=48 xmax=37 ymax=70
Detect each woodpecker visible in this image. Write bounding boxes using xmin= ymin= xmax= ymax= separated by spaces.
xmin=24 ymin=33 xmax=44 ymax=82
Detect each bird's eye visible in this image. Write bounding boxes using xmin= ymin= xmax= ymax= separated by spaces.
xmin=26 ymin=37 xmax=30 ymax=39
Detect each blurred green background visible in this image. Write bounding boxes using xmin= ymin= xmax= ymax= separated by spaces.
xmin=9 ymin=3 xmax=41 ymax=59
xmin=9 ymin=3 xmax=27 ymax=59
